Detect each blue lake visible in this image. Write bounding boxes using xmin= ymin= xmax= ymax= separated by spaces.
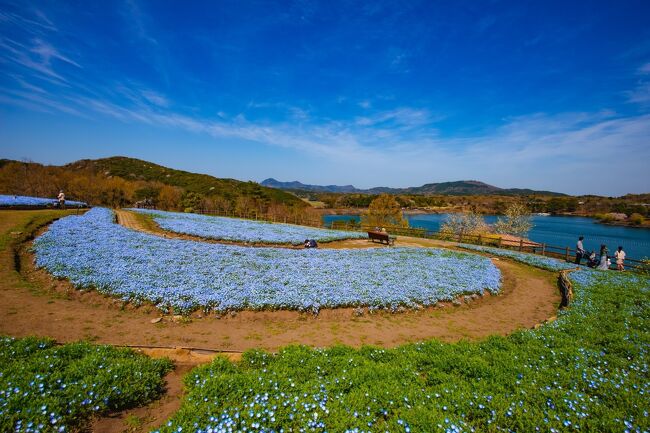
xmin=323 ymin=214 xmax=650 ymax=260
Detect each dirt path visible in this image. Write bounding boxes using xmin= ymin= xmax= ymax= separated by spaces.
xmin=115 ymin=209 xmax=457 ymax=250
xmin=1 ymin=212 xmax=561 ymax=353
xmin=1 ymin=210 xmax=561 ymax=433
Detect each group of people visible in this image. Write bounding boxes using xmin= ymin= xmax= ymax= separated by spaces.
xmin=575 ymin=236 xmax=626 ymax=271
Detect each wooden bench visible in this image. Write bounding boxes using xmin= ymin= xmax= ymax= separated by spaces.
xmin=367 ymin=231 xmax=395 ymax=246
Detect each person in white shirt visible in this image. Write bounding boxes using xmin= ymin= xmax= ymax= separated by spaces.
xmin=614 ymin=246 xmax=626 ymax=271
xmin=575 ymin=236 xmax=585 ymax=264
xmin=57 ymin=190 xmax=65 ymax=209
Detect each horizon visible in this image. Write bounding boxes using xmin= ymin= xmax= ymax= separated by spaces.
xmin=6 ymin=154 xmax=648 ymax=197
xmin=1 ymin=1 xmax=650 ymax=195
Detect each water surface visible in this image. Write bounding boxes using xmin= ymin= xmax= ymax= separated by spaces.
xmin=323 ymin=214 xmax=650 ymax=259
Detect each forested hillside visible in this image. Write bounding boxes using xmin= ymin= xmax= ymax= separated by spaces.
xmin=0 ymin=157 xmax=305 ymax=213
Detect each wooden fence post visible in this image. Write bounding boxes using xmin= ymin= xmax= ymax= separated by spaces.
xmin=565 ymin=246 xmax=570 ymax=262
xmin=477 ymin=234 xmax=482 ymax=245
xmin=498 ymin=237 xmax=502 ymax=248
xmin=519 ymin=238 xmax=523 ymax=251
xmin=541 ymin=243 xmax=546 ymax=256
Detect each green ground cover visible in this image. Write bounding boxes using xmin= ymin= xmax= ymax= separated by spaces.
xmin=3 ymin=210 xmax=648 ymax=432
xmin=0 ymin=211 xmax=173 ymax=432
xmin=0 ymin=336 xmax=172 ymax=433
xmin=157 ymin=270 xmax=649 ymax=433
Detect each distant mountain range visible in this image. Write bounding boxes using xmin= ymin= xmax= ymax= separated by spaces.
xmin=261 ymin=178 xmax=566 ymax=196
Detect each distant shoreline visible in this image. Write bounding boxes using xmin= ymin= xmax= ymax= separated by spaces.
xmin=317 ymin=208 xmax=650 ymax=229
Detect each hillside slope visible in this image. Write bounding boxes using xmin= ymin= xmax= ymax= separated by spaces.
xmin=0 ymin=157 xmax=305 ymax=209
xmin=68 ymin=157 xmax=303 ymax=205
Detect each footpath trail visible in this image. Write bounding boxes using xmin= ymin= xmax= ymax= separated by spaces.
xmin=0 ymin=209 xmax=560 ymax=355
xmin=115 ymin=209 xmax=457 ymax=250
xmin=1 ymin=209 xmax=561 ymax=433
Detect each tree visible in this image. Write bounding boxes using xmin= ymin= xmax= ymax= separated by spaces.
xmin=494 ymin=203 xmax=533 ymax=238
xmin=361 ymin=194 xmax=408 ymax=228
xmin=157 ymin=185 xmax=183 ymax=210
xmin=439 ymin=212 xmax=488 ymax=239
xmin=181 ymin=192 xmax=205 ymax=212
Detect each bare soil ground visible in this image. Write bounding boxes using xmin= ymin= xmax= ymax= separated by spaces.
xmin=0 ymin=210 xmax=562 ymax=433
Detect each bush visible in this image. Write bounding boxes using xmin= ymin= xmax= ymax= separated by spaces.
xmin=629 ymin=213 xmax=645 ymax=225
xmin=595 ymin=213 xmax=614 ymax=223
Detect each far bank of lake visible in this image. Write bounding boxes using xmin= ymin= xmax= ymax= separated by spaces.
xmin=323 ymin=213 xmax=650 ymax=260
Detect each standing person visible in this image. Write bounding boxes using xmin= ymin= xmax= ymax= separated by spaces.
xmin=57 ymin=190 xmax=65 ymax=209
xmin=614 ymin=246 xmax=626 ymax=271
xmin=597 ymin=244 xmax=609 ymax=270
xmin=575 ymin=236 xmax=585 ymax=264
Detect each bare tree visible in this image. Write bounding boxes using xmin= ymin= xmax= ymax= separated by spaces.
xmin=494 ymin=203 xmax=533 ymax=238
xmin=439 ymin=211 xmax=488 ymax=239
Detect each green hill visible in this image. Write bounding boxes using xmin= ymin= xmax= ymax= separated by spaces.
xmin=65 ymin=156 xmax=304 ymax=206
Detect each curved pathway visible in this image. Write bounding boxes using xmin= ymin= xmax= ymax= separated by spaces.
xmin=0 ymin=210 xmax=561 ymax=354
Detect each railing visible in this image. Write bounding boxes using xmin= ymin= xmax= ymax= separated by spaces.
xmin=193 ymin=209 xmax=648 ymax=273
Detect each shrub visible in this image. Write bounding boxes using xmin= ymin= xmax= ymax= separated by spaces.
xmin=594 ymin=213 xmax=614 ymax=223
xmin=629 ymin=213 xmax=645 ymax=225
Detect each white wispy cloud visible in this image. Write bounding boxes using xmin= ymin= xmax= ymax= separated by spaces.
xmin=30 ymin=38 xmax=80 ymax=68
xmin=1 ymin=5 xmax=647 ymax=195
xmin=355 ymin=108 xmax=442 ymax=129
xmin=627 ymin=82 xmax=650 ymax=104
xmin=637 ymin=62 xmax=650 ymax=74
xmin=140 ymin=90 xmax=169 ymax=107
xmin=626 ymin=62 xmax=650 ymax=105
xmin=0 ymin=9 xmax=57 ymax=33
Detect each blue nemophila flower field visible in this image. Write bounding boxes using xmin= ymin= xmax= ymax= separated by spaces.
xmin=0 ymin=194 xmax=87 ymax=207
xmin=130 ymin=208 xmax=366 ymax=244
xmin=153 ymin=271 xmax=650 ymax=433
xmin=0 ymin=336 xmax=172 ymax=433
xmin=458 ymin=244 xmax=579 ymax=272
xmin=33 ymin=208 xmax=501 ymax=313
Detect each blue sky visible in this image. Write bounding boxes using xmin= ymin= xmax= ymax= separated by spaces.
xmin=1 ymin=0 xmax=649 ymax=196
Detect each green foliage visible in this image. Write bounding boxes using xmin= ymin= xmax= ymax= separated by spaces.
xmin=629 ymin=213 xmax=645 ymax=225
xmin=494 ymin=203 xmax=533 ymax=238
xmin=544 ymin=197 xmax=579 ymax=213
xmin=156 ymin=271 xmax=650 ymax=432
xmin=594 ymin=213 xmax=615 ymax=223
xmin=0 ymin=337 xmax=172 ymax=432
xmin=76 ymin=157 xmax=304 ymax=207
xmin=134 ymin=185 xmax=161 ymax=201
xmin=0 ymin=157 xmax=305 ymax=210
xmin=180 ymin=191 xmax=205 ymax=213
xmin=361 ymin=194 xmax=408 ymax=228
